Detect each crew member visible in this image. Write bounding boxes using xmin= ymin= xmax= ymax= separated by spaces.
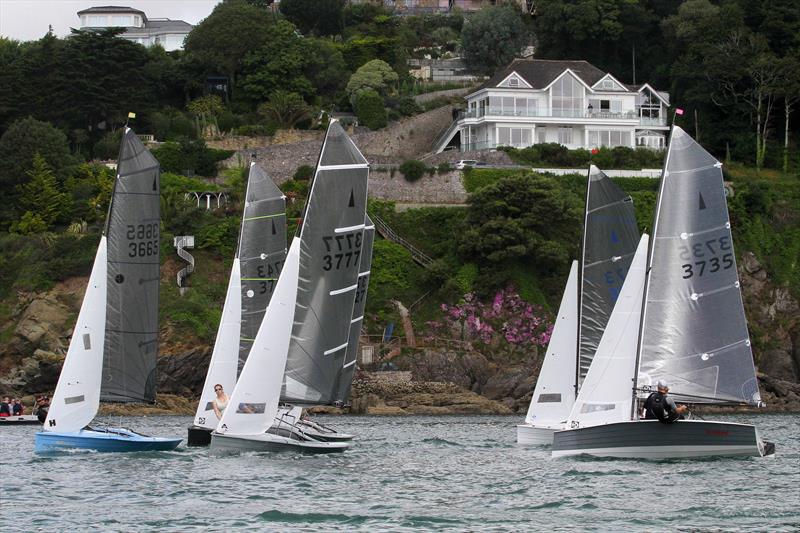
xmin=643 ymin=380 xmax=688 ymax=423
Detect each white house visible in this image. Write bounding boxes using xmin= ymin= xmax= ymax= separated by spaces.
xmin=434 ymin=59 xmax=670 ymax=153
xmin=77 ymin=6 xmax=193 ymax=51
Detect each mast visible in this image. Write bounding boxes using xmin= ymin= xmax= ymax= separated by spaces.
xmin=574 ymin=166 xmax=591 ymax=397
xmin=630 ymin=125 xmax=673 ymax=419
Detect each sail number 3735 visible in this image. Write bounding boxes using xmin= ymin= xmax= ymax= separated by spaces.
xmin=126 ymin=223 xmax=159 ymax=258
xmin=322 ymin=231 xmax=362 ymax=271
xmin=679 ymin=236 xmax=732 ymax=279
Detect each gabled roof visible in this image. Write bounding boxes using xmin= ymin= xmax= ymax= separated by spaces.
xmin=78 ymin=5 xmax=145 ymax=16
xmin=480 ymin=59 xmax=608 ymax=91
xmin=145 ymin=19 xmax=193 ymax=32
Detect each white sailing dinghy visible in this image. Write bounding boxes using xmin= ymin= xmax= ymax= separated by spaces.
xmin=35 ymin=129 xmax=181 ymax=453
xmin=295 ymin=215 xmax=375 ymax=442
xmin=552 ymin=126 xmax=775 ymax=459
xmin=209 ymin=122 xmax=369 ymax=454
xmin=517 ymin=165 xmax=639 ymax=445
xmin=188 ymin=162 xmax=287 ymax=446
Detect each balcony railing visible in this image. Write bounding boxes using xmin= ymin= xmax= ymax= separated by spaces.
xmin=459 ymin=108 xmax=667 ymax=126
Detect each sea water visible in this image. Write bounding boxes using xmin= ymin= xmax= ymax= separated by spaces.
xmin=1 ymin=414 xmax=798 ymax=532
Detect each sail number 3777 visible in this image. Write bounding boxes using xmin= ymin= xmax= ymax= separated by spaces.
xmin=322 ymin=231 xmax=362 ymax=271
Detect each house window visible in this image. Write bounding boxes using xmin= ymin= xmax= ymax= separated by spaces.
xmin=552 ymin=73 xmax=584 ymax=118
xmin=515 ymin=98 xmax=527 ymax=116
xmin=87 ymin=15 xmax=106 ymax=26
xmin=509 ymin=77 xmax=519 ymax=87
xmin=537 ymin=128 xmax=547 ymax=144
xmin=111 ymin=15 xmax=133 ymax=26
xmin=498 ymin=128 xmax=532 ymax=147
xmin=589 ymin=130 xmax=631 ymax=148
xmin=558 ymin=127 xmax=573 ymax=145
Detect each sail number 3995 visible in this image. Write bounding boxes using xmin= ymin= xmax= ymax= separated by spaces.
xmin=322 ymin=231 xmax=362 ymax=271
xmin=126 ymin=223 xmax=159 ymax=258
xmin=679 ymin=236 xmax=733 ymax=279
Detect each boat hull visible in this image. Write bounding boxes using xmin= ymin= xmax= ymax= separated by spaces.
xmin=516 ymin=424 xmax=558 ymax=446
xmin=210 ymin=432 xmax=350 ymax=455
xmin=35 ymin=428 xmax=182 ymax=453
xmin=552 ymin=419 xmax=775 ymax=459
xmin=0 ymin=415 xmax=41 ymax=426
xmin=187 ymin=425 xmax=213 ymax=447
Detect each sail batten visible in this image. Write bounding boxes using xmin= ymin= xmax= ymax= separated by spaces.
xmin=636 ymin=126 xmax=760 ymax=406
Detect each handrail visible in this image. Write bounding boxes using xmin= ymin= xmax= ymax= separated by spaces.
xmin=370 ymin=215 xmax=433 ymax=268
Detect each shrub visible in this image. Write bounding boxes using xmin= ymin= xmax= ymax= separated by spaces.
xmin=355 ymin=90 xmax=387 ymax=130
xmin=437 ymin=162 xmax=452 ymax=174
xmin=151 ymin=139 xmax=234 ymax=177
xmin=398 ymin=96 xmax=422 ymax=116
xmin=293 ymin=165 xmax=315 ymax=181
xmin=235 ymin=124 xmax=277 ymax=137
xmin=399 ymin=159 xmax=427 ymax=182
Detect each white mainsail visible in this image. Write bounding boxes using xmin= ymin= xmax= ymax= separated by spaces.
xmin=192 ymin=259 xmax=242 ymax=430
xmin=566 ymin=235 xmax=648 ymax=429
xmin=44 ymin=237 xmax=108 ymax=433
xmin=216 ymin=238 xmax=300 ymax=436
xmin=524 ymin=261 xmax=578 ymax=428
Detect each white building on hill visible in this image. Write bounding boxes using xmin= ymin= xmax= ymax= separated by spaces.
xmin=434 ymin=59 xmax=670 ymax=153
xmin=77 ymin=6 xmax=193 ymax=51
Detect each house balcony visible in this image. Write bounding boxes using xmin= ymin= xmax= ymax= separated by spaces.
xmin=459 ymin=108 xmax=667 ymax=127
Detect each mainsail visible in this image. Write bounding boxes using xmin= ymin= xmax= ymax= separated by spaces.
xmin=238 ymin=162 xmax=287 ymax=370
xmin=637 ymin=126 xmax=760 ymax=405
xmin=281 ymin=122 xmax=370 ymax=405
xmin=577 ymin=165 xmax=640 ymax=388
xmin=333 ymin=215 xmax=375 ymax=404
xmin=101 ymin=129 xmax=160 ymax=403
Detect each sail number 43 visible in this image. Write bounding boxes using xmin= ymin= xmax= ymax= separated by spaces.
xmin=322 ymin=231 xmax=362 ymax=271
xmin=679 ymin=236 xmax=732 ymax=279
xmin=126 ymin=223 xmax=159 ymax=257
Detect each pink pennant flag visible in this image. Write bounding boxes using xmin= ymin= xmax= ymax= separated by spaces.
xmin=674 ymin=108 xmax=685 ymax=115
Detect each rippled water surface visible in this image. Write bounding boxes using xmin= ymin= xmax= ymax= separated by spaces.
xmin=1 ymin=414 xmax=798 ymax=531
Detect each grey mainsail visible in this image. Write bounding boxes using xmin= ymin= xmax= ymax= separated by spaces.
xmin=101 ymin=129 xmax=160 ymax=403
xmin=238 ymin=163 xmax=287 ymax=371
xmin=281 ymin=122 xmax=369 ymax=405
xmin=577 ymin=166 xmax=640 ymax=387
xmin=637 ymin=126 xmax=760 ymax=405
xmin=333 ymin=215 xmax=375 ymax=404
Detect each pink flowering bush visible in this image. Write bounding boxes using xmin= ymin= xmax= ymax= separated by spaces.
xmin=426 ymin=286 xmax=553 ymax=357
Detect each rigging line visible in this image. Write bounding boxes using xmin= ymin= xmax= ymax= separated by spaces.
xmin=657 ymin=222 xmax=731 ymax=239
xmin=585 ymin=198 xmax=637 ymax=214
xmin=243 ymin=213 xmax=287 ymax=221
xmin=647 ymin=282 xmax=740 ymax=304
xmin=664 ymin=162 xmax=721 ymax=175
xmin=582 ymin=251 xmax=637 ymax=269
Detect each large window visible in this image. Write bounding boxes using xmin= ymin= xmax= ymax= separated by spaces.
xmin=558 ymin=127 xmax=573 ymax=145
xmin=551 ymin=74 xmax=584 ymax=118
xmin=498 ymin=127 xmax=532 ymax=147
xmin=588 ymin=130 xmax=631 ymax=148
xmin=111 ymin=15 xmax=134 ymax=26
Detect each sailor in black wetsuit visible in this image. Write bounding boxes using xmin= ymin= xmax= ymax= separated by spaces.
xmin=643 ymin=380 xmax=688 ymax=423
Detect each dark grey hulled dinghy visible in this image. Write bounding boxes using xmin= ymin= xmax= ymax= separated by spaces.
xmin=188 ymin=163 xmax=286 ymax=446
xmin=552 ymin=126 xmax=774 ymax=459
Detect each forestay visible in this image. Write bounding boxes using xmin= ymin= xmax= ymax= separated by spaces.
xmin=637 ymin=126 xmax=760 ymax=405
xmin=102 ymin=129 xmax=160 ymax=403
xmin=281 ymin=122 xmax=370 ymax=405
xmin=44 ymin=238 xmax=108 ymax=432
xmin=216 ymin=238 xmax=301 ymax=436
xmin=524 ymin=261 xmax=579 ymax=427
xmin=577 ymin=165 xmax=639 ymax=388
xmin=238 ymin=163 xmax=287 ymax=371
xmin=334 ymin=215 xmax=375 ymax=404
xmin=567 ymin=235 xmax=648 ymax=428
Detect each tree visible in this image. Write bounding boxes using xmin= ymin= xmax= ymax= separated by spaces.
xmin=461 ymin=6 xmax=528 ymax=75
xmin=17 ymin=154 xmax=71 ymax=229
xmin=279 ymin=0 xmax=345 ymax=36
xmin=239 ymin=20 xmax=315 ymax=102
xmin=776 ymin=52 xmax=800 ymax=173
xmin=257 ymin=91 xmax=312 ymax=129
xmin=184 ymin=0 xmax=273 ymax=84
xmin=346 ymin=59 xmax=398 ymax=105
xmin=305 ymin=39 xmax=350 ymax=103
xmin=459 ymin=175 xmax=581 ymax=275
xmin=187 ymin=95 xmax=224 ymax=138
xmin=0 ymin=117 xmax=73 ymax=191
xmin=354 ymin=90 xmax=387 ymax=130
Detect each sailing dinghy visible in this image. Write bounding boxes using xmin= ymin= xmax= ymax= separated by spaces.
xmin=209 ymin=122 xmax=368 ymax=454
xmin=188 ymin=162 xmax=286 ymax=446
xmin=552 ymin=126 xmax=775 ymax=459
xmin=517 ymin=165 xmax=639 ymax=445
xmin=294 ymin=215 xmax=375 ymax=442
xmin=35 ymin=129 xmax=181 ymax=453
